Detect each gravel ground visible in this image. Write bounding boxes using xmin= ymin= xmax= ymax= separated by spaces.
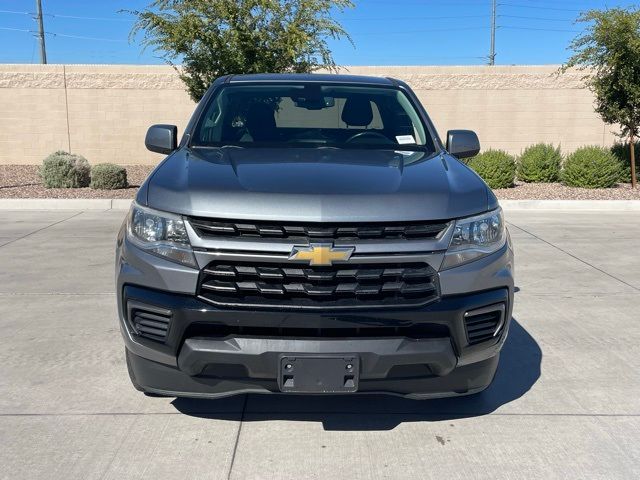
xmin=0 ymin=165 xmax=153 ymax=199
xmin=493 ymin=181 xmax=640 ymax=200
xmin=1 ymin=165 xmax=640 ymax=200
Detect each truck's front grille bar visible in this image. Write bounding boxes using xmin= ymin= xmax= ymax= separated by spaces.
xmin=189 ymin=217 xmax=449 ymax=241
xmin=197 ymin=261 xmax=440 ymax=309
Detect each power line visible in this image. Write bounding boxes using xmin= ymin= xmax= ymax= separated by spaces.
xmin=345 ymin=55 xmax=487 ymax=61
xmin=499 ymin=14 xmax=576 ymax=22
xmin=362 ymin=0 xmax=487 ymax=4
xmin=500 ymin=25 xmax=581 ymax=33
xmin=45 ymin=13 xmax=133 ymax=22
xmin=46 ymin=31 xmax=126 ymax=42
xmin=498 ymin=2 xmax=582 ymax=12
xmin=0 ymin=25 xmax=125 ymax=43
xmin=0 ymin=9 xmax=132 ymax=22
xmin=0 ymin=2 xmax=129 ymax=63
xmin=485 ymin=0 xmax=583 ymax=66
xmin=351 ymin=26 xmax=490 ymax=36
xmin=0 ymin=26 xmax=125 ymax=41
xmin=345 ymin=14 xmax=490 ymax=21
xmin=0 ymin=9 xmax=30 ymax=16
xmin=505 ymin=0 xmax=598 ymax=6
xmin=0 ymin=26 xmax=31 ymax=33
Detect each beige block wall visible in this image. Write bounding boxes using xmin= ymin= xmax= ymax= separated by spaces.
xmin=0 ymin=65 xmax=69 ymax=163
xmin=344 ymin=66 xmax=618 ymax=155
xmin=0 ymin=64 xmax=619 ymax=165
xmin=0 ymin=65 xmax=195 ymax=165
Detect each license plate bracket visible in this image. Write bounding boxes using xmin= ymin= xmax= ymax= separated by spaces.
xmin=278 ymin=355 xmax=359 ymax=393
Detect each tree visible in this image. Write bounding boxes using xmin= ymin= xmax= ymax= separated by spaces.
xmin=562 ymin=7 xmax=640 ymax=188
xmin=129 ymin=0 xmax=354 ymax=102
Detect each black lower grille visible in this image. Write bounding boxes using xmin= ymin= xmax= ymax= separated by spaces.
xmin=464 ymin=304 xmax=505 ymax=345
xmin=127 ymin=301 xmax=172 ymax=342
xmin=197 ymin=261 xmax=440 ymax=309
xmin=185 ymin=322 xmax=449 ymax=339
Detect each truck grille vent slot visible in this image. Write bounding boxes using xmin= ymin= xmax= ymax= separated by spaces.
xmin=198 ymin=261 xmax=440 ymax=309
xmin=188 ymin=218 xmax=449 ymax=241
xmin=185 ymin=323 xmax=449 ymax=340
xmin=128 ymin=303 xmax=172 ymax=342
xmin=464 ymin=304 xmax=505 ymax=345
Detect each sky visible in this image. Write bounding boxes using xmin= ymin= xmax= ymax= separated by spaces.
xmin=0 ymin=0 xmax=638 ymax=66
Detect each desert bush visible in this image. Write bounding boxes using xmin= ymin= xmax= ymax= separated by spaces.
xmin=562 ymin=146 xmax=622 ymax=188
xmin=40 ymin=151 xmax=90 ymax=188
xmin=467 ymin=149 xmax=516 ymax=189
xmin=517 ymin=143 xmax=562 ymax=183
xmin=90 ymin=163 xmax=128 ymax=190
xmin=610 ymin=142 xmax=640 ymax=183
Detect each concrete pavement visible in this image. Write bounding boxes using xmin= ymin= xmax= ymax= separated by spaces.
xmin=0 ymin=209 xmax=638 ymax=479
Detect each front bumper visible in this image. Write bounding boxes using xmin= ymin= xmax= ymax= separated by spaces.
xmin=121 ymin=285 xmax=511 ymax=399
xmin=117 ymin=223 xmax=514 ymax=399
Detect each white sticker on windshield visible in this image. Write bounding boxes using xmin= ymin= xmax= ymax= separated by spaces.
xmin=395 ymin=135 xmax=416 ymax=145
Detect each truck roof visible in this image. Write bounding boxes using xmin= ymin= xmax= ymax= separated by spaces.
xmin=227 ymin=73 xmax=396 ymax=86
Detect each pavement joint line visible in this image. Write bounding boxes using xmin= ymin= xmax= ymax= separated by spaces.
xmin=507 ymin=221 xmax=640 ymax=292
xmin=97 ymin=413 xmax=137 ymax=480
xmin=0 ymin=211 xmax=84 ymax=249
xmin=227 ymin=394 xmax=249 ymax=480
xmin=136 ymin=415 xmax=171 ymax=480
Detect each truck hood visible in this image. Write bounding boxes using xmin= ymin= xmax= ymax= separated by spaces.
xmin=143 ymin=147 xmax=492 ymax=222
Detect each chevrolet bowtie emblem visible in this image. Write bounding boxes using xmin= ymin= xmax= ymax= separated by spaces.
xmin=289 ymin=243 xmax=354 ymax=266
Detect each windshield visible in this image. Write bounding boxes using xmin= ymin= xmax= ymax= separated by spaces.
xmin=192 ymin=83 xmax=435 ymax=152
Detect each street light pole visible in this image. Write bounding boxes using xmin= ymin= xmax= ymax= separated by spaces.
xmin=35 ymin=0 xmax=47 ymax=64
xmin=489 ymin=0 xmax=496 ymax=65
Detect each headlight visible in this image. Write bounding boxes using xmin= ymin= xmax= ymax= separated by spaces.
xmin=126 ymin=203 xmax=197 ymax=268
xmin=442 ymin=207 xmax=506 ymax=269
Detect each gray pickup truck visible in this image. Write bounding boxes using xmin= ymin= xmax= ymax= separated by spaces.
xmin=116 ymin=73 xmax=514 ymax=399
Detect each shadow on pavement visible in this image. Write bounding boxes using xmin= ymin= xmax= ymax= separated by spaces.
xmin=172 ymin=319 xmax=540 ymax=430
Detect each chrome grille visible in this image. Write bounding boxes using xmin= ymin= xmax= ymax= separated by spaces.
xmin=189 ymin=218 xmax=449 ymax=241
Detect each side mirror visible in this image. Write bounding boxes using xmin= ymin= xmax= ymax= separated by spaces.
xmin=446 ymin=130 xmax=480 ymax=159
xmin=145 ymin=124 xmax=178 ymax=154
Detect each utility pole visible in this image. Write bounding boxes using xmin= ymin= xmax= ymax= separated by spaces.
xmin=489 ymin=0 xmax=496 ymax=66
xmin=35 ymin=0 xmax=47 ymax=64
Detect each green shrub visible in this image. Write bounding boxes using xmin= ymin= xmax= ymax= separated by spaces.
xmin=562 ymin=146 xmax=622 ymax=188
xmin=517 ymin=143 xmax=562 ymax=183
xmin=610 ymin=142 xmax=640 ymax=183
xmin=90 ymin=163 xmax=128 ymax=190
xmin=467 ymin=149 xmax=516 ymax=189
xmin=39 ymin=151 xmax=90 ymax=188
